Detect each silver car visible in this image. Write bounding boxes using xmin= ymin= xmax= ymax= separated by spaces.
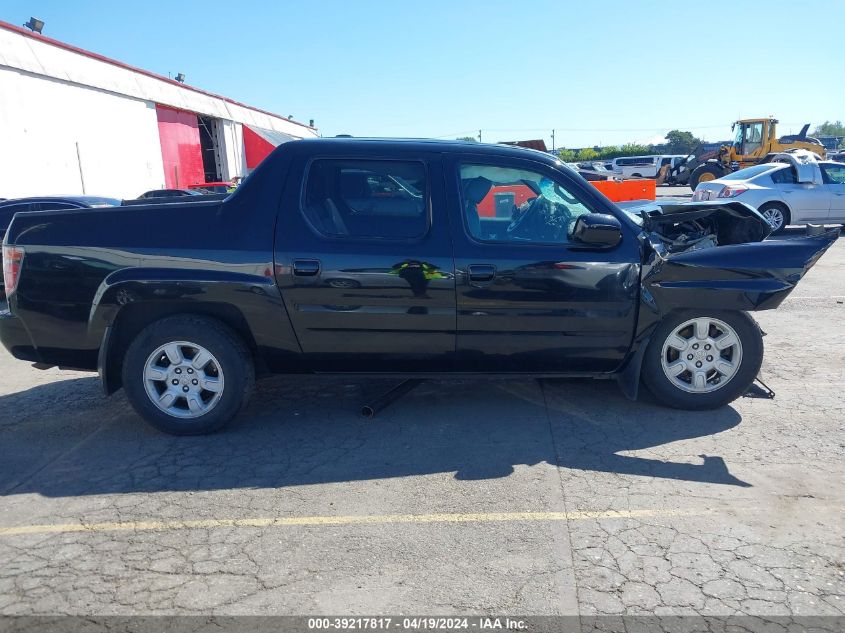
xmin=692 ymin=157 xmax=845 ymax=233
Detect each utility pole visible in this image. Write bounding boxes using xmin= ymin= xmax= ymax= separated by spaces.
xmin=478 ymin=129 xmax=482 ymax=143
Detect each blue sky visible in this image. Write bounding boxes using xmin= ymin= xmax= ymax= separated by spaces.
xmin=3 ymin=0 xmax=842 ymax=148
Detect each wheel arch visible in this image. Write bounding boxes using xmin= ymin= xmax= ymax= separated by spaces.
xmin=616 ymin=307 xmax=762 ymax=402
xmin=99 ymin=300 xmax=260 ymax=395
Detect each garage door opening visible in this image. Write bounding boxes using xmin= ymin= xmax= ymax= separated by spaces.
xmin=197 ymin=115 xmax=223 ymax=184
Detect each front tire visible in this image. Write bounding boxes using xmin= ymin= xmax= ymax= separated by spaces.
xmin=122 ymin=315 xmax=254 ymax=435
xmin=641 ymin=310 xmax=763 ymax=410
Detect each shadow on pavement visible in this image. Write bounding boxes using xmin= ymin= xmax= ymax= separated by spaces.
xmin=0 ymin=373 xmax=748 ymax=498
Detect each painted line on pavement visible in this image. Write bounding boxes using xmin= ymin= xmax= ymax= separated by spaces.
xmin=0 ymin=508 xmax=709 ymax=537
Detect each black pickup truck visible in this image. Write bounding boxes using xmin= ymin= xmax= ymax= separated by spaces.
xmin=0 ymin=139 xmax=838 ymax=434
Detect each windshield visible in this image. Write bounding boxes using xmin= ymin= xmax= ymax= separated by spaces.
xmin=720 ymin=164 xmax=779 ymax=181
xmin=733 ymin=124 xmax=744 ymax=148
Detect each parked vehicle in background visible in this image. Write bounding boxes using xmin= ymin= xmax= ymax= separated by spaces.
xmin=576 ymin=162 xmax=613 ymax=174
xmin=612 ymin=155 xmax=658 ymax=176
xmin=613 ymin=155 xmax=686 ymax=179
xmin=0 ymin=195 xmax=120 ymax=297
xmin=692 ymin=151 xmax=845 ymax=233
xmin=0 ymin=139 xmax=837 ymax=435
xmin=565 ymin=163 xmax=612 ymax=181
xmin=138 ymin=189 xmax=203 ymax=199
xmin=187 ymin=182 xmax=233 ymax=194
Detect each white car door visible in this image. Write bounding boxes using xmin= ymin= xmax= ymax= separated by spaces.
xmin=772 ymin=167 xmax=830 ymax=222
xmin=820 ymin=163 xmax=845 ymax=222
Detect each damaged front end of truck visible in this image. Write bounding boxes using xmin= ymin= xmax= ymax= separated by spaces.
xmin=617 ymin=200 xmax=839 ymax=399
xmin=637 ymin=201 xmax=837 ymax=313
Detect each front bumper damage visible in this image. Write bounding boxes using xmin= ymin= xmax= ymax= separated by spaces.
xmin=615 ymin=200 xmax=839 ymax=400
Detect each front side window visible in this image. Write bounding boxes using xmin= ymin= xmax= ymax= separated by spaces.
xmin=821 ymin=164 xmax=845 ymax=184
xmin=303 ymin=160 xmax=427 ymax=239
xmin=459 ymin=163 xmax=594 ymax=244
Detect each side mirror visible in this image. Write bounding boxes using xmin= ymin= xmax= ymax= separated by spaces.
xmin=572 ymin=213 xmax=622 ymax=248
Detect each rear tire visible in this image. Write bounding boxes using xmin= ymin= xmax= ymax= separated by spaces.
xmin=641 ymin=310 xmax=763 ymax=410
xmin=758 ymin=202 xmax=790 ymax=234
xmin=122 ymin=315 xmax=254 ymax=435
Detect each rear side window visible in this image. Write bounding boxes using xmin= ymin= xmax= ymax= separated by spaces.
xmin=303 ymin=159 xmax=428 ymax=239
xmin=770 ymin=168 xmax=797 ymax=184
xmin=36 ymin=202 xmax=82 ymax=211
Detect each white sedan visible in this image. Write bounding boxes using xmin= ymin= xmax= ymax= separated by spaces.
xmin=692 ymin=159 xmax=845 ymax=233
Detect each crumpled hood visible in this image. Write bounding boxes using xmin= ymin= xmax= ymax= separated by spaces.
xmin=636 ymin=200 xmax=773 ymax=246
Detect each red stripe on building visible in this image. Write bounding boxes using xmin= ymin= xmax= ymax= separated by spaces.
xmin=243 ymin=125 xmax=278 ymax=170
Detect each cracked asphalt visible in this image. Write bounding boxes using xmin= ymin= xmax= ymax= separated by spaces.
xmin=0 ymin=230 xmax=843 ymax=617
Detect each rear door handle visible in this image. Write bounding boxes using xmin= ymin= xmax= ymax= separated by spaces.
xmin=467 ymin=264 xmax=496 ymax=286
xmin=292 ymin=259 xmax=321 ymax=276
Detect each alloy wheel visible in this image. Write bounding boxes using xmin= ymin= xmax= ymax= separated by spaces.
xmin=660 ymin=317 xmax=743 ymax=394
xmin=143 ymin=341 xmax=225 ymax=418
xmin=761 ymin=207 xmax=784 ymax=231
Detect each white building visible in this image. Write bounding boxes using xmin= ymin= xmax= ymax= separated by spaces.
xmin=0 ymin=20 xmax=319 ymax=200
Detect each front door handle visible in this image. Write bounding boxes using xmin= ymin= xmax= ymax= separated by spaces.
xmin=292 ymin=259 xmax=321 ymax=276
xmin=467 ymin=264 xmax=496 ymax=286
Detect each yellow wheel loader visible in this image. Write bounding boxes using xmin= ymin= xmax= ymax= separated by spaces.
xmin=686 ymin=118 xmax=826 ymax=190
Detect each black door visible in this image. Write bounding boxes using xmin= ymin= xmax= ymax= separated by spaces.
xmin=274 ymin=150 xmax=456 ymax=372
xmin=446 ymin=154 xmax=640 ymax=373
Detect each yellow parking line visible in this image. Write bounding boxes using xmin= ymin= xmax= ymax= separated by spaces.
xmin=0 ymin=508 xmax=708 ymax=537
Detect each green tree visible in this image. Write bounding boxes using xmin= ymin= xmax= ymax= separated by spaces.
xmin=663 ymin=130 xmax=700 ymax=153
xmin=812 ymin=121 xmax=845 ymax=136
xmin=619 ymin=143 xmax=652 ymax=156
xmin=556 ymin=148 xmax=576 ymax=162
xmin=597 ymin=146 xmax=621 ymax=159
xmin=811 ymin=121 xmax=845 ymax=148
xmin=576 ymin=147 xmax=599 ymax=161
